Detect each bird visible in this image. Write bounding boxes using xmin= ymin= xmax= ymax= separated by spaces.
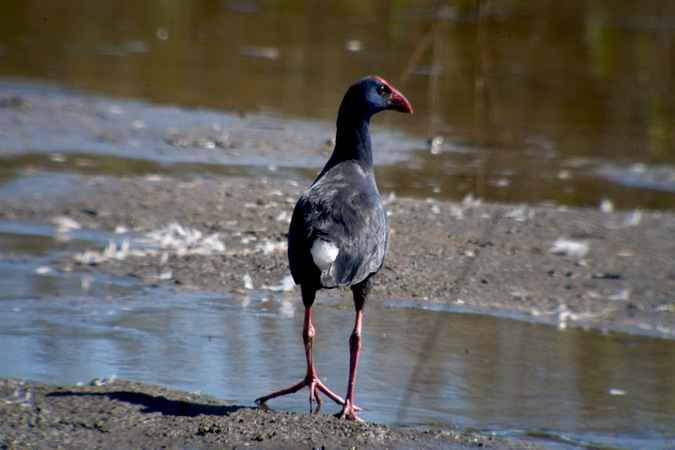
xmin=255 ymin=76 xmax=413 ymax=420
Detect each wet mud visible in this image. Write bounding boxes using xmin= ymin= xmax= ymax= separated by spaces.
xmin=1 ymin=378 xmax=545 ymax=450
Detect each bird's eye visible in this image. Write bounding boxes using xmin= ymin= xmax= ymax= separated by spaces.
xmin=377 ymin=85 xmax=390 ymax=95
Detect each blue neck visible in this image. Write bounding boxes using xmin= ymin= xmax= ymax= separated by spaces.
xmin=320 ymin=114 xmax=373 ymax=177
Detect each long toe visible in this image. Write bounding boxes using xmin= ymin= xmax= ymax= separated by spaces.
xmin=314 ymin=379 xmax=347 ymax=407
xmin=255 ymin=377 xmax=310 ymax=406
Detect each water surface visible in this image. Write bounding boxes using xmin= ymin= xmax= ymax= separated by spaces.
xmin=2 ymin=284 xmax=674 ymax=450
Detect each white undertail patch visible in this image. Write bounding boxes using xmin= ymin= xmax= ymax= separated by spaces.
xmin=310 ymin=239 xmax=339 ymax=271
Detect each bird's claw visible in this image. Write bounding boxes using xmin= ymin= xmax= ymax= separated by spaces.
xmin=256 ymin=375 xmax=348 ymax=414
xmin=255 ymin=399 xmax=274 ymax=413
xmin=335 ymin=409 xmax=363 ymax=421
xmin=335 ymin=400 xmax=363 ymax=421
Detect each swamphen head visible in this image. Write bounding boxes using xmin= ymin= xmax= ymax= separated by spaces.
xmin=338 ymin=76 xmax=413 ymax=124
xmin=329 ymin=76 xmax=412 ymax=170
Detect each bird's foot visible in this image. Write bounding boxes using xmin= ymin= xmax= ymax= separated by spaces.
xmin=255 ymin=375 xmax=346 ymax=413
xmin=335 ymin=400 xmax=363 ymax=422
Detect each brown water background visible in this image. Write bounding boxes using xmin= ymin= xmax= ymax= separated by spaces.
xmin=1 ymin=0 xmax=674 ymax=209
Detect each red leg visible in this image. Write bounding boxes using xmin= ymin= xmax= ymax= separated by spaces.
xmin=255 ymin=306 xmax=345 ymax=411
xmin=337 ymin=309 xmax=363 ymax=421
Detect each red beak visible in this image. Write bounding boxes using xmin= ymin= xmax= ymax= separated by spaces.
xmin=376 ymin=77 xmax=413 ymax=114
xmin=387 ymin=88 xmax=413 ymax=114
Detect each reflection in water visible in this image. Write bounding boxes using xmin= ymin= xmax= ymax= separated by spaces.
xmin=1 ymin=287 xmax=673 ymax=449
xmin=0 ymin=1 xmax=674 ymax=209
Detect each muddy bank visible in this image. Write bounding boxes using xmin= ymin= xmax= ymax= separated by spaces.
xmin=1 ymin=377 xmax=551 ymax=450
xmin=1 ymin=171 xmax=674 ymax=337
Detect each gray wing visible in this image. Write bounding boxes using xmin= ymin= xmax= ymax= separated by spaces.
xmin=288 ymin=164 xmax=389 ymax=289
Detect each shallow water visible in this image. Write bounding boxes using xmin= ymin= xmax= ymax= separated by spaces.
xmin=1 ymin=0 xmax=675 ymax=209
xmin=1 ymin=225 xmax=674 ymax=449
